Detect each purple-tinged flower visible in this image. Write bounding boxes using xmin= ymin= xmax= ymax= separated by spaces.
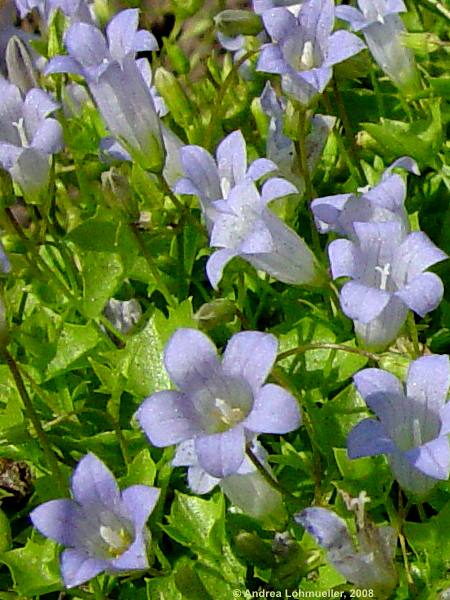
xmin=104 ymin=298 xmax=142 ymax=335
xmin=329 ymin=221 xmax=447 ymax=350
xmin=257 ymin=0 xmax=365 ymax=106
xmin=296 ymin=506 xmax=397 ymax=593
xmin=336 ymin=0 xmax=419 ymax=93
xmin=348 ymin=355 xmax=450 ymax=496
xmin=174 ymin=130 xmax=277 ymax=231
xmin=173 ymin=439 xmax=286 ymax=525
xmin=45 ymin=9 xmax=157 ymax=83
xmin=206 ymin=178 xmax=322 ymax=289
xmin=311 ymin=157 xmax=419 ymax=238
xmin=0 ymin=2 xmax=36 ymax=76
xmin=45 ymin=12 xmax=164 ymax=172
xmin=0 ymin=80 xmax=62 ymax=200
xmin=136 ymin=329 xmax=301 ymax=478
xmin=0 ymin=241 xmax=11 ymax=274
xmin=30 ymin=453 xmax=160 ymax=588
xmin=260 ymin=82 xmax=335 ymax=189
xmin=15 ymin=0 xmax=94 ymax=24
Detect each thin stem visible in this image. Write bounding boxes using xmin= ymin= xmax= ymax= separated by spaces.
xmin=98 ymin=313 xmax=127 ymax=346
xmin=294 ymin=108 xmax=322 ymax=255
xmin=2 ymin=348 xmax=65 ymax=493
xmin=407 ymin=312 xmax=421 ymax=358
xmin=277 ymin=342 xmax=380 ymax=363
xmin=203 ymin=50 xmax=258 ymax=151
xmin=246 ymin=446 xmax=300 ymax=503
xmin=157 ymin=173 xmax=205 ymax=237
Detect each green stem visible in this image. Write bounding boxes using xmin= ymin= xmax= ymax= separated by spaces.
xmin=417 ymin=0 xmax=450 ymax=20
xmin=2 ymin=349 xmax=65 ymax=493
xmin=407 ymin=312 xmax=421 ymax=358
xmin=294 ymin=107 xmax=322 ymax=256
xmin=246 ymin=446 xmax=300 ymax=503
xmin=157 ymin=173 xmax=206 ymax=237
xmin=203 ymin=50 xmax=258 ymax=151
xmin=98 ymin=313 xmax=128 ymax=346
xmin=277 ymin=342 xmax=380 ymax=363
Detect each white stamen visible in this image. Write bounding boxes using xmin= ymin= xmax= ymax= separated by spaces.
xmin=220 ymin=176 xmax=231 ymax=198
xmin=374 ymin=263 xmax=391 ymax=291
xmin=214 ymin=397 xmax=243 ymax=426
xmin=12 ymin=118 xmax=29 ymax=147
xmin=300 ymin=40 xmax=315 ymax=70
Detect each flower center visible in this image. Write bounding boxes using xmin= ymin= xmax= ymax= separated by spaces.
xmin=374 ymin=262 xmax=391 ymax=291
xmin=99 ymin=525 xmax=133 ymax=558
xmin=12 ymin=118 xmax=29 ymax=147
xmin=212 ymin=397 xmax=245 ymax=431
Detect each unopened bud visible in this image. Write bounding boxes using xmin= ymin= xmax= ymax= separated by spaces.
xmin=194 ymin=299 xmax=236 ymax=330
xmin=234 ymin=531 xmax=273 ymax=567
xmin=401 ymin=32 xmax=443 ymax=55
xmin=154 ymin=67 xmax=193 ymax=128
xmin=214 ymin=10 xmax=263 ymax=38
xmin=6 ymin=36 xmax=39 ymax=95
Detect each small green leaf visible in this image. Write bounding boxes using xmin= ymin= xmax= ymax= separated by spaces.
xmin=0 ymin=537 xmax=61 ymax=596
xmin=120 ymin=449 xmax=157 ymax=487
xmin=45 ymin=322 xmax=101 ymax=380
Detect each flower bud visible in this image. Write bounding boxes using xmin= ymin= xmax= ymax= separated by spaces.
xmin=214 ymin=10 xmax=263 ymax=38
xmin=154 ymin=67 xmax=194 ymax=128
xmin=6 ymin=36 xmax=39 ymax=95
xmin=194 ymin=299 xmax=236 ymax=330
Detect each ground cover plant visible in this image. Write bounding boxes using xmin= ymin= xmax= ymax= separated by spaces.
xmin=0 ymin=0 xmax=449 ymax=598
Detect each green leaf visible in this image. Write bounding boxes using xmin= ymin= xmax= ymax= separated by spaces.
xmin=120 ymin=449 xmax=157 ymax=487
xmin=45 ymin=322 xmax=101 ymax=380
xmin=77 ymin=250 xmax=123 ymax=318
xmin=146 ymin=574 xmax=183 ymax=600
xmin=0 ymin=537 xmax=61 ymax=596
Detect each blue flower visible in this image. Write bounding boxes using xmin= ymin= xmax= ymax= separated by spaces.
xmin=0 ymin=80 xmax=62 ymax=200
xmin=173 ymin=439 xmax=285 ymax=525
xmin=137 ymin=329 xmax=301 ymax=478
xmin=311 ymin=157 xmax=419 ymax=237
xmin=30 ymin=453 xmax=160 ymax=588
xmin=206 ymin=178 xmax=322 ymax=289
xmin=296 ymin=506 xmax=397 ymax=592
xmin=336 ymin=0 xmax=419 ymax=92
xmin=328 ymin=221 xmax=447 ymax=350
xmin=348 ymin=355 xmax=450 ymax=495
xmin=15 ymin=0 xmax=94 ymax=24
xmin=45 ymin=11 xmax=164 ymax=172
xmin=257 ymin=0 xmax=365 ymax=105
xmin=174 ymin=130 xmax=277 ymax=232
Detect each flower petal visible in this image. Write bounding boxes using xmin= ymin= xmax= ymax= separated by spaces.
xmin=136 ymin=390 xmax=201 ymax=447
xmin=30 ymin=499 xmax=83 ymax=546
xmin=106 ymin=9 xmax=139 ymax=61
xmin=206 ymin=248 xmax=238 ymax=290
xmin=164 ymin=328 xmax=220 ymax=390
xmin=311 ymin=193 xmax=352 ymax=234
xmin=439 ymin=402 xmax=450 ymax=436
xmin=406 ymin=355 xmax=450 ymax=436
xmin=328 ymin=239 xmax=358 ymax=279
xmin=45 ymin=55 xmax=85 ymax=76
xmin=216 ymin=130 xmax=247 ymax=190
xmin=65 ymin=23 xmax=109 ymax=68
xmin=392 ymin=231 xmax=448 ymax=284
xmin=177 ymin=145 xmax=220 ymax=203
xmin=335 ymin=5 xmax=367 ymax=30
xmin=121 ymin=485 xmax=160 ymax=529
xmin=405 ymin=436 xmax=450 ymax=480
xmin=247 ymin=158 xmax=278 ymax=181
xmin=195 ymin=426 xmax=246 ymax=478
xmin=110 ymin=532 xmax=148 ymax=571
xmin=60 ymin=549 xmax=106 ymax=588
xmin=0 ymin=143 xmax=21 ymax=170
xmin=261 ymin=177 xmax=298 ymax=203
xmin=324 ymin=30 xmax=365 ymax=67
xmin=340 ymin=281 xmax=391 ymax=323
xmin=257 ymin=44 xmax=289 ymax=74
xmin=245 ymin=383 xmax=301 ymax=433
xmin=354 ymin=368 xmax=403 ymax=401
xmin=262 ymin=7 xmax=297 ymax=40
xmin=347 ymin=418 xmax=396 ymax=458
xmin=222 ymin=331 xmax=278 ymax=392
xmin=23 ymin=89 xmax=59 ymax=139
xmin=71 ymin=453 xmax=121 ymax=508
xmin=395 ymin=272 xmax=443 ymax=317
xmin=31 ymin=118 xmax=63 ymax=154
xmin=295 ymin=507 xmax=352 ymax=552
xmin=187 ymin=465 xmax=219 ymax=494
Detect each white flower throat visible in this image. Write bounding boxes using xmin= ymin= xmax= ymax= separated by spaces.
xmin=12 ymin=118 xmax=29 ymax=147
xmin=299 ymin=41 xmax=315 ymax=70
xmin=99 ymin=525 xmax=132 ymax=558
xmin=213 ymin=397 xmax=245 ymax=428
